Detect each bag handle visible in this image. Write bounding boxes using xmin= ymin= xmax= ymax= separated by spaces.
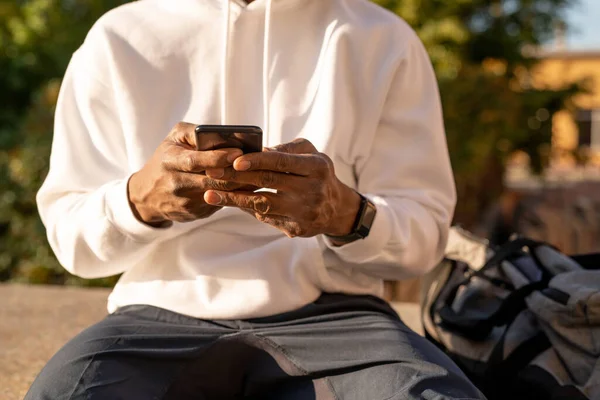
xmin=570 ymin=253 xmax=600 ymax=270
xmin=467 ymin=237 xmax=549 ymax=280
xmin=438 ymin=280 xmax=547 ymax=340
xmin=438 ymin=237 xmax=550 ymax=340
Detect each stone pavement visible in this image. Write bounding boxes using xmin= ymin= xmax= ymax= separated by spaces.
xmin=0 ymin=284 xmax=421 ymax=400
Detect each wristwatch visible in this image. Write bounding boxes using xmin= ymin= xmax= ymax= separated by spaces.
xmin=326 ymin=193 xmax=377 ymax=244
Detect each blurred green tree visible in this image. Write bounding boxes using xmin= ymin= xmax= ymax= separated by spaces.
xmin=0 ymin=0 xmax=584 ymax=286
xmin=376 ymin=0 xmax=582 ymax=226
xmin=0 ymin=0 xmax=127 ymax=286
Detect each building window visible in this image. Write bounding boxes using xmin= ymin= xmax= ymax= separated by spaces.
xmin=577 ymin=109 xmax=600 ymax=150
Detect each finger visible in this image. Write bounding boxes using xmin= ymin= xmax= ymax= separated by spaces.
xmin=257 ymin=215 xmax=299 ymax=238
xmin=206 ymin=168 xmax=307 ymax=190
xmin=171 ymin=172 xmax=242 ymax=194
xmin=272 ymin=138 xmax=318 ymax=155
xmin=240 ymin=210 xmax=304 ymax=238
xmin=204 ymin=167 xmax=225 ymax=178
xmin=232 ymin=152 xmax=325 ymax=176
xmin=204 ymin=190 xmax=287 ymax=216
xmin=163 ymin=147 xmax=243 ymax=173
xmin=167 ymin=122 xmax=199 ymax=149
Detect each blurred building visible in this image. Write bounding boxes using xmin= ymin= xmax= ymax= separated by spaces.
xmin=494 ymin=49 xmax=600 ymax=256
xmin=533 ymin=49 xmax=600 ymax=167
xmin=505 ymin=48 xmax=600 ymax=186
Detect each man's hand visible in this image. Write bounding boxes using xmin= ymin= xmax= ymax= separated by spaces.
xmin=128 ymin=122 xmax=251 ymax=226
xmin=203 ymin=138 xmax=361 ymax=238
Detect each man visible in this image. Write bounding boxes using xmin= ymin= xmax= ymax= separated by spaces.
xmin=27 ymin=0 xmax=484 ymax=398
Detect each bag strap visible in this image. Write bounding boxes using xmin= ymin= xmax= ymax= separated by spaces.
xmin=468 ymin=237 xmax=549 ymax=280
xmin=570 ymin=253 xmax=600 ymax=270
xmin=438 ymin=280 xmax=547 ymax=340
xmin=438 ymin=237 xmax=551 ymax=340
xmin=437 ymin=236 xmax=597 ymax=340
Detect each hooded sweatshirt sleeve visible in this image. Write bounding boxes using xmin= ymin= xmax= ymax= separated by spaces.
xmin=36 ymin=47 xmax=169 ymax=279
xmin=322 ymin=32 xmax=456 ymax=280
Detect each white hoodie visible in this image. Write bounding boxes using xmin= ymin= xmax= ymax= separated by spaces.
xmin=37 ymin=0 xmax=456 ymax=319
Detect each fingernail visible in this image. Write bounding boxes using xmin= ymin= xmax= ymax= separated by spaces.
xmin=206 ymin=168 xmax=224 ymax=178
xmin=235 ymin=160 xmax=251 ymax=171
xmin=204 ymin=191 xmax=222 ymax=205
xmin=228 ymin=150 xmax=243 ymax=163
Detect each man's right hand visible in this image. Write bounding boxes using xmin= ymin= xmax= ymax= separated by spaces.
xmin=127 ymin=122 xmax=247 ymax=227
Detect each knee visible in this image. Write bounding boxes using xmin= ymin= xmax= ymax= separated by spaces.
xmin=24 ymin=323 xmax=117 ymax=400
xmin=24 ymin=351 xmax=89 ymax=400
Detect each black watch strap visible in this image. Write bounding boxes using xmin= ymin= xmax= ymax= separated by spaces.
xmin=326 ymin=193 xmax=377 ymax=243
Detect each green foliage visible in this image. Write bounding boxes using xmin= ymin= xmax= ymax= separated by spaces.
xmin=376 ymin=0 xmax=582 ymax=226
xmin=0 ymin=0 xmax=127 ymax=286
xmin=0 ymin=0 xmax=584 ymax=285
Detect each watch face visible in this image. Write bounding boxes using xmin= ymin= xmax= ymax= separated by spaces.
xmin=356 ymin=200 xmax=376 ymax=238
xmin=362 ymin=202 xmax=377 ymax=229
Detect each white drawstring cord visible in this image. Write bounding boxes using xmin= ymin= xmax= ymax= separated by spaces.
xmin=263 ymin=0 xmax=273 ymax=146
xmin=221 ymin=0 xmax=232 ymax=125
xmin=222 ymin=0 xmax=272 ymax=142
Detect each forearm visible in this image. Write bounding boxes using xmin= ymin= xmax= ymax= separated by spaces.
xmin=321 ymin=30 xmax=456 ymax=280
xmin=37 ymin=178 xmax=169 ymax=279
xmin=323 ymin=183 xmax=362 ymax=242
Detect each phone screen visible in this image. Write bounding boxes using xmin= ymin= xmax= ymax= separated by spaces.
xmin=195 ymin=125 xmax=263 ymax=154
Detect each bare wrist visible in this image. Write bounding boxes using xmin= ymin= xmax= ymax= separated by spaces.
xmin=325 ymin=185 xmax=361 ymax=237
xmin=127 ymin=174 xmax=171 ymax=228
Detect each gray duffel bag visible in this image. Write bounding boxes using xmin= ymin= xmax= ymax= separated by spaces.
xmin=421 ymin=228 xmax=600 ymax=400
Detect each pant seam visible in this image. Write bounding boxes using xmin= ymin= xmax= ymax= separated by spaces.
xmin=251 ymin=334 xmax=309 ymax=375
xmin=252 ymin=334 xmax=341 ymax=400
xmin=66 ymin=336 xmax=123 ymax=400
xmin=325 ymin=377 xmax=341 ymax=400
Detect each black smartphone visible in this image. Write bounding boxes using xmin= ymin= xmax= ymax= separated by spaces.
xmin=195 ymin=125 xmax=263 ymax=154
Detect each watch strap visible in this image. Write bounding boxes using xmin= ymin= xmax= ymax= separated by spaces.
xmin=326 ymin=193 xmax=376 ymax=243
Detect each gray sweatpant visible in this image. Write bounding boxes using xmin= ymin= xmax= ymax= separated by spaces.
xmin=26 ymin=293 xmax=485 ymax=399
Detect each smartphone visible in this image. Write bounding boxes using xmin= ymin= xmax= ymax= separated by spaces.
xmin=195 ymin=125 xmax=263 ymax=154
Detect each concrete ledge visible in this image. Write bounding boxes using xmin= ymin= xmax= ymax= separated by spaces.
xmin=0 ymin=284 xmax=421 ymax=400
xmin=0 ymin=284 xmax=109 ymax=400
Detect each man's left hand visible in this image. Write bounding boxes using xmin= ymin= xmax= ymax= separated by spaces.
xmin=204 ymin=139 xmax=361 ymax=238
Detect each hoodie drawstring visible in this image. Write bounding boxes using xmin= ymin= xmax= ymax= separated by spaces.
xmin=262 ymin=0 xmax=272 ymax=146
xmin=221 ymin=0 xmax=232 ymax=125
xmin=222 ymin=0 xmax=273 ymax=146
